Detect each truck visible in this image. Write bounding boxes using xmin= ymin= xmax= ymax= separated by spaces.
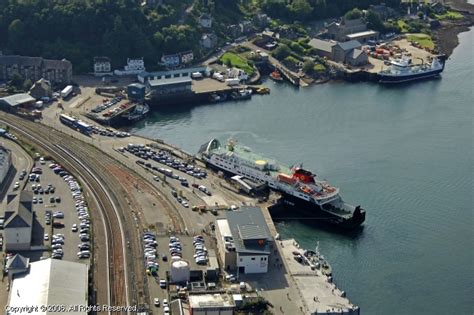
xmin=225 ymin=78 xmax=240 ymax=86
xmin=61 ymin=85 xmax=73 ymax=99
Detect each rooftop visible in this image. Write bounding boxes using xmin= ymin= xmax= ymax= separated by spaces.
xmin=5 ymin=254 xmax=29 ymax=271
xmin=308 ymin=38 xmax=337 ymax=53
xmin=0 ymin=93 xmax=36 ymax=107
xmin=226 ymin=207 xmax=272 ymax=255
xmin=4 ymin=192 xmax=33 ymax=229
xmin=7 ymin=259 xmax=88 ymax=315
xmin=148 ymin=76 xmax=192 ymax=87
xmin=336 ymin=40 xmax=362 ymax=51
xmin=346 ymin=30 xmax=379 ymax=39
xmin=189 ymin=294 xmax=236 ymax=309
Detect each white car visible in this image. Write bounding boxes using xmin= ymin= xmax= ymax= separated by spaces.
xmin=44 ymin=234 xmax=49 ymax=241
xmin=153 ymin=298 xmax=160 ymax=307
xmin=13 ymin=182 xmax=20 ymax=190
xmin=72 ymin=224 xmax=78 ymax=232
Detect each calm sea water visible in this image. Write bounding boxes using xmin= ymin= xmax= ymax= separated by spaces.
xmin=131 ymin=29 xmax=473 ymax=314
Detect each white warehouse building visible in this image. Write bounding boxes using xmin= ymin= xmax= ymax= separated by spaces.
xmin=216 ymin=207 xmax=272 ymax=274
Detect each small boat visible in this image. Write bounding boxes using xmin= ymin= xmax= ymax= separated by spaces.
xmin=304 ymin=242 xmax=332 ymax=276
xmin=255 ymin=87 xmax=270 ymax=95
xmin=270 ymin=70 xmax=284 ymax=82
xmin=230 ymin=89 xmax=252 ymax=100
xmin=126 ymin=103 xmax=149 ymax=122
xmin=210 ymin=93 xmax=228 ymax=103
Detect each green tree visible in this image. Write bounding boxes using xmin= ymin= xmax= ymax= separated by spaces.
xmin=10 ymin=72 xmax=24 ymax=89
xmin=272 ymin=44 xmax=291 ymax=60
xmin=344 ymin=8 xmax=363 ymax=20
xmin=302 ymin=59 xmax=315 ymax=74
xmin=366 ymin=10 xmax=385 ymax=32
xmin=7 ymin=19 xmax=25 ymax=52
xmin=23 ymin=79 xmax=33 ymax=91
xmin=288 ymin=0 xmax=313 ymax=21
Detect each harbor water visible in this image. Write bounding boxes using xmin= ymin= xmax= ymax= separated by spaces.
xmin=130 ymin=29 xmax=473 ymax=314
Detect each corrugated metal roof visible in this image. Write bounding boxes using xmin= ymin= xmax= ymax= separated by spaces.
xmin=148 ymin=76 xmax=192 ymax=87
xmin=0 ymin=94 xmax=35 ymax=107
xmin=7 ymin=259 xmax=88 ymax=314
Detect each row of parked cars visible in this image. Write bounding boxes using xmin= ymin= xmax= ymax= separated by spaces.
xmin=193 ymin=235 xmax=208 ymax=265
xmin=47 ymin=233 xmax=66 ymax=259
xmin=91 ymin=96 xmax=124 ymax=113
xmin=49 ymin=162 xmax=91 ymax=259
xmin=143 ymin=232 xmax=159 ymax=275
xmin=90 ymin=125 xmax=130 ymax=138
xmin=124 ymin=144 xmax=207 ymax=180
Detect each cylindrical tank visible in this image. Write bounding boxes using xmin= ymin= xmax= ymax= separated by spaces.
xmin=170 ymin=260 xmax=190 ymax=283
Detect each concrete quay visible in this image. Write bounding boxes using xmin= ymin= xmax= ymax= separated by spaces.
xmin=280 ymin=239 xmax=359 ymax=315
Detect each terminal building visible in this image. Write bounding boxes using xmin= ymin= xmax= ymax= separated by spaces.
xmin=216 ymin=206 xmax=272 ymax=274
xmin=6 ymin=258 xmax=89 ymax=315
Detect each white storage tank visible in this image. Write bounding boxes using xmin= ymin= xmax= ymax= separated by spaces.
xmin=170 ymin=260 xmax=190 ymax=283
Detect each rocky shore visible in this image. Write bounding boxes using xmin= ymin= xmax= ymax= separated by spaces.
xmin=435 ymin=0 xmax=474 ymax=56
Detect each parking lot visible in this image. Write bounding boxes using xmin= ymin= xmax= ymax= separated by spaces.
xmin=146 ymin=234 xmax=214 ymax=313
xmin=26 ymin=159 xmax=91 ymax=263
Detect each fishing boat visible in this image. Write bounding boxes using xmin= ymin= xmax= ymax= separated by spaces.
xmin=270 ymin=70 xmax=284 ymax=82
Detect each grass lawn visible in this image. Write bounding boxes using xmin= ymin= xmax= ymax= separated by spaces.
xmin=397 ymin=20 xmax=409 ymax=33
xmin=435 ymin=11 xmax=464 ymax=20
xmin=406 ymin=33 xmax=435 ymax=50
xmin=220 ymin=52 xmax=255 ymax=75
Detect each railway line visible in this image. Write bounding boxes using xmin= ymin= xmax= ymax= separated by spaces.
xmin=0 ymin=112 xmax=185 ymax=310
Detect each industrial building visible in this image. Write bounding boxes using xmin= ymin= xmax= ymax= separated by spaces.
xmin=188 ymin=294 xmax=236 ymax=315
xmin=7 ymin=258 xmax=89 ymax=315
xmin=0 ymin=55 xmax=72 ymax=84
xmin=146 ymin=76 xmax=193 ymax=97
xmin=216 ymin=207 xmax=272 ymax=274
xmin=0 ymin=93 xmax=36 ymax=112
xmin=308 ymin=39 xmax=368 ymax=66
xmin=137 ymin=67 xmax=208 ymax=83
xmin=2 ymin=192 xmax=34 ymax=251
xmin=0 ymin=146 xmax=12 ymax=186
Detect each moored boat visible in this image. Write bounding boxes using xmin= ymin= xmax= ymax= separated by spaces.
xmin=270 ymin=70 xmax=284 ymax=82
xmin=198 ymin=139 xmax=365 ymax=228
xmin=378 ymin=55 xmax=446 ymax=84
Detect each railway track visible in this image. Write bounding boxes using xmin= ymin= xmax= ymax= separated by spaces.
xmin=0 ymin=113 xmax=134 ymax=310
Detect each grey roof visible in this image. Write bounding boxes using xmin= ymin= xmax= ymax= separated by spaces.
xmin=336 ymin=40 xmax=362 ymax=51
xmin=0 ymin=55 xmax=42 ymax=67
xmin=348 ymin=48 xmax=366 ymax=60
xmin=42 ymin=58 xmax=71 ymax=70
xmin=6 ymin=254 xmax=29 ymax=270
xmin=308 ymin=38 xmax=337 ymax=53
xmin=128 ymin=83 xmax=145 ymax=89
xmin=226 ymin=207 xmax=271 ymax=255
xmin=0 ymin=93 xmax=35 ymax=107
xmin=4 ymin=192 xmax=33 ymax=228
xmin=148 ymin=76 xmax=192 ymax=87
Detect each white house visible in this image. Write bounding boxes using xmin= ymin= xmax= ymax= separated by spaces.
xmin=93 ymin=56 xmax=112 ymax=76
xmin=3 ymin=192 xmax=34 ymax=251
xmin=199 ymin=14 xmax=212 ymax=28
xmin=161 ymin=54 xmax=180 ymax=68
xmin=179 ymin=51 xmax=194 ymax=65
xmin=216 ymin=207 xmax=272 ymax=274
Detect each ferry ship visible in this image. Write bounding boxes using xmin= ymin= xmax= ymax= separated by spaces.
xmin=198 ymin=139 xmax=365 ymax=228
xmin=378 ymin=56 xmax=445 ymax=84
